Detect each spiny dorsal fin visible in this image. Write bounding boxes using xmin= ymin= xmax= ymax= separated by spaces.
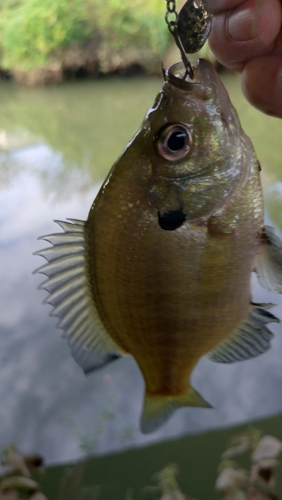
xmin=255 ymin=225 xmax=282 ymax=293
xmin=34 ymin=219 xmax=123 ymax=374
xmin=141 ymin=387 xmax=211 ymax=434
xmin=208 ymin=302 xmax=279 ymax=364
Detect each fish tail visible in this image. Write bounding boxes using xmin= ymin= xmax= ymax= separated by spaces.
xmin=140 ymin=387 xmax=212 ymax=434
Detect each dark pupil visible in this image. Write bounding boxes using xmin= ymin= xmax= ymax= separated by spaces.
xmin=167 ymin=130 xmax=186 ymax=151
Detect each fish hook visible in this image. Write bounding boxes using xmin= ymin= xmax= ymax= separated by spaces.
xmin=174 ymin=31 xmax=194 ymax=80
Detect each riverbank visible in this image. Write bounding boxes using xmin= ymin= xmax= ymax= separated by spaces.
xmin=0 ymin=41 xmax=161 ymax=86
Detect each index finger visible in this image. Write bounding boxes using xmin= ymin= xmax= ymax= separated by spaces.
xmin=205 ymin=0 xmax=247 ymax=14
xmin=207 ymin=0 xmax=282 ymax=71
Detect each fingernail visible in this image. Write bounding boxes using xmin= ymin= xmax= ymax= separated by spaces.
xmin=228 ymin=8 xmax=256 ymax=41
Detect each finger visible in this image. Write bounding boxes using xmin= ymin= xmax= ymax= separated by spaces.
xmin=272 ymin=29 xmax=282 ymax=57
xmin=205 ymin=0 xmax=246 ymax=14
xmin=242 ymin=55 xmax=282 ymax=117
xmin=208 ymin=0 xmax=281 ymax=71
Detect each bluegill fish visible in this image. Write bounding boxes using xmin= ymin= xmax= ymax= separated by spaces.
xmin=36 ymin=59 xmax=282 ymax=433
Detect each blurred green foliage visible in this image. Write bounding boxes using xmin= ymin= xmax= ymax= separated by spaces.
xmin=94 ymin=0 xmax=168 ymax=53
xmin=0 ymin=0 xmax=169 ymax=72
xmin=1 ymin=0 xmax=90 ymax=69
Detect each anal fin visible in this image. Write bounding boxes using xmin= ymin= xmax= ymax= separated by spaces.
xmin=208 ymin=303 xmax=279 ymax=364
xmin=255 ymin=225 xmax=282 ymax=293
xmin=141 ymin=387 xmax=211 ymax=434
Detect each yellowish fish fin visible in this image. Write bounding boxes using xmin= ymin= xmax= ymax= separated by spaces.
xmin=141 ymin=387 xmax=212 ymax=434
xmin=208 ymin=303 xmax=279 ymax=364
xmin=34 ymin=219 xmax=123 ymax=374
xmin=254 ymin=225 xmax=282 ymax=293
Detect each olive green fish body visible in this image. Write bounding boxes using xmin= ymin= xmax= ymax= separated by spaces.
xmin=85 ymin=60 xmax=263 ymax=393
xmin=85 ymin=139 xmax=262 ymax=398
xmin=36 ymin=59 xmax=282 ymax=433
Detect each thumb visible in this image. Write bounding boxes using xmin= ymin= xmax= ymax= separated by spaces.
xmin=208 ymin=0 xmax=281 ymax=72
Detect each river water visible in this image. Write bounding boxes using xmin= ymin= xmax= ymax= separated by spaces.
xmin=1 ymin=74 xmax=282 ymax=465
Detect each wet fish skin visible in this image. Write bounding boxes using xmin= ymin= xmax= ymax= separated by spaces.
xmin=85 ymin=59 xmax=263 ymax=386
xmin=86 ymin=62 xmax=259 ymax=404
xmin=36 ymin=59 xmax=282 ymax=433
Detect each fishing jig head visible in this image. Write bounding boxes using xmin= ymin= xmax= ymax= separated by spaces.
xmin=165 ymin=0 xmax=212 ymax=80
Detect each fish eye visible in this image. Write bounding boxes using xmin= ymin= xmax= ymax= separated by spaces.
xmin=156 ymin=124 xmax=192 ymax=161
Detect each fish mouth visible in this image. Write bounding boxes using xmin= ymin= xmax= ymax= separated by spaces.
xmin=158 ymin=209 xmax=186 ymax=231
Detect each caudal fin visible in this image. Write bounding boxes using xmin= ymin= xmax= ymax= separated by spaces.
xmin=140 ymin=387 xmax=212 ymax=434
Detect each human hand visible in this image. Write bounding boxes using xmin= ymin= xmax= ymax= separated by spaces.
xmin=206 ymin=0 xmax=282 ymax=117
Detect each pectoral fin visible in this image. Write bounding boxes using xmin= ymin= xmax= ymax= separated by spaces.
xmin=141 ymin=387 xmax=211 ymax=434
xmin=34 ymin=219 xmax=123 ymax=374
xmin=208 ymin=303 xmax=279 ymax=364
xmin=254 ymin=225 xmax=282 ymax=293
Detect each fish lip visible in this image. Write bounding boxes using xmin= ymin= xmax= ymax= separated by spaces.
xmin=158 ymin=209 xmax=186 ymax=231
xmin=166 ymin=59 xmax=213 ymax=98
xmin=167 ymin=61 xmax=198 ymax=90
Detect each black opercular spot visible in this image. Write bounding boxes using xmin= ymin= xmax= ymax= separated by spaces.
xmin=158 ymin=210 xmax=186 ymax=231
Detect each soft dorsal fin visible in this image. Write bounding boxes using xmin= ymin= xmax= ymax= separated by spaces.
xmin=34 ymin=219 xmax=123 ymax=374
xmin=254 ymin=225 xmax=282 ymax=293
xmin=208 ymin=303 xmax=279 ymax=364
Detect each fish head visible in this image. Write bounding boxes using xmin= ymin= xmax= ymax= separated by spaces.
xmin=135 ymin=58 xmax=253 ymax=225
